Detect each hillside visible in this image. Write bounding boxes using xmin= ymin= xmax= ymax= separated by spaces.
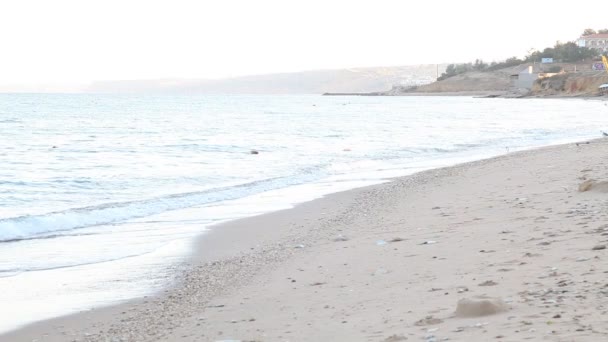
xmin=413 ymin=68 xmax=515 ymax=93
xmin=86 ymin=65 xmax=447 ymax=95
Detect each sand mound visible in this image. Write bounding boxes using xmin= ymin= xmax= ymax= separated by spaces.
xmin=578 ymin=180 xmax=608 ymax=193
xmin=455 ymin=297 xmax=508 ymax=317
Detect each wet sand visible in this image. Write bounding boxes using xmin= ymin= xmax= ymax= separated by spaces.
xmin=5 ymin=138 xmax=608 ymax=342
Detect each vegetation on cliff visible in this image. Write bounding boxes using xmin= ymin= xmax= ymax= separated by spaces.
xmin=526 ymin=42 xmax=597 ymax=63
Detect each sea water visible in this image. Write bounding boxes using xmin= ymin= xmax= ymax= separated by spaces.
xmin=0 ymin=94 xmax=606 ymax=332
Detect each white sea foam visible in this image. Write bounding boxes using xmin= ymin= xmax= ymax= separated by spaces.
xmin=0 ymin=171 xmax=326 ymax=242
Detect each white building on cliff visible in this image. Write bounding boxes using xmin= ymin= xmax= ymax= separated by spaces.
xmin=577 ymin=33 xmax=608 ymax=52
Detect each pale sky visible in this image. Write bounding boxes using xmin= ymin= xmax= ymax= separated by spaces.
xmin=0 ymin=0 xmax=605 ymax=88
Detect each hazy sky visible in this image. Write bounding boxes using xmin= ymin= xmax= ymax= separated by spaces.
xmin=1 ymin=0 xmax=605 ymax=88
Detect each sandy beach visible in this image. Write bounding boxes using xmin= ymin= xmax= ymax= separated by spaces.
xmin=5 ymin=138 xmax=608 ymax=342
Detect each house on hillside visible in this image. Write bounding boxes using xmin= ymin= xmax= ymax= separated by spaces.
xmin=577 ymin=33 xmax=608 ymax=52
xmin=511 ymin=66 xmax=539 ymax=89
xmin=510 ymin=65 xmax=561 ymax=90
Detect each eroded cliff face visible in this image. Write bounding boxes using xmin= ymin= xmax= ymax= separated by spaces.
xmin=532 ymin=74 xmax=608 ymax=96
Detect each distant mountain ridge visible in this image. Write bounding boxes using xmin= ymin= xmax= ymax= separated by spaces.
xmin=86 ymin=65 xmax=447 ymax=94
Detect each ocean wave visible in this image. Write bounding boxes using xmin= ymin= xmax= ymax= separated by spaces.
xmin=0 ymin=118 xmax=21 ymax=124
xmin=0 ymin=168 xmax=326 ymax=243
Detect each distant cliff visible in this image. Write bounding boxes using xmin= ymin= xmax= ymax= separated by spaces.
xmin=86 ymin=65 xmax=446 ymax=95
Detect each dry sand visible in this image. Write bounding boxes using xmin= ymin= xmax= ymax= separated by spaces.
xmin=5 ymin=138 xmax=608 ymax=342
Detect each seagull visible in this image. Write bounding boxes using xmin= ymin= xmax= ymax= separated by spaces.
xmin=603 ymin=131 xmax=608 ymax=137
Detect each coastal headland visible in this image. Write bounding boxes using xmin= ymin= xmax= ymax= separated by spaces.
xmin=323 ymin=65 xmax=608 ymax=99
xmin=5 ymin=139 xmax=608 ymax=341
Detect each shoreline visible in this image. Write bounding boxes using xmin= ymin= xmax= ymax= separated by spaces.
xmin=323 ymin=90 xmax=608 ymax=99
xmin=5 ymin=137 xmax=608 ymax=341
xmin=323 ymin=91 xmax=507 ymax=97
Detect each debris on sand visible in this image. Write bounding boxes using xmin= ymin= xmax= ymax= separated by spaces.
xmin=457 ymin=286 xmax=469 ymax=293
xmin=478 ymin=280 xmax=498 ymax=286
xmin=414 ymin=316 xmax=444 ymax=326
xmin=333 ymin=234 xmax=349 ymax=242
